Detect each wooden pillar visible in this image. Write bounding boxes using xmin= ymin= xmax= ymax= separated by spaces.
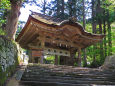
xmin=68 ymin=49 xmax=76 ymax=66
xmin=40 ymin=55 xmax=44 ymax=64
xmin=40 ymin=36 xmax=45 ymax=64
xmin=78 ymin=48 xmax=81 ymax=67
xmin=55 ymin=55 xmax=58 ymax=65
xmin=28 ymin=50 xmax=32 ymax=63
xmin=32 ymin=57 xmax=34 ymax=63
xmin=40 ymin=51 xmax=44 ymax=64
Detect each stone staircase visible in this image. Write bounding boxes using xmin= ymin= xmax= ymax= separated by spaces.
xmin=20 ymin=64 xmax=115 ymax=86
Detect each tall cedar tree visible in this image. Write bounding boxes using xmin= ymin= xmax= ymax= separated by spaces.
xmin=67 ymin=0 xmax=77 ymax=17
xmin=50 ymin=0 xmax=66 ymax=19
xmin=82 ymin=0 xmax=87 ymax=67
xmin=5 ymin=0 xmax=22 ymax=39
xmin=96 ymin=0 xmax=104 ymax=63
xmin=107 ymin=10 xmax=112 ymax=56
xmin=91 ymin=0 xmax=97 ymax=66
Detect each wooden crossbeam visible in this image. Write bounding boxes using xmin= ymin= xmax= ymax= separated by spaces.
xmin=36 ymin=36 xmax=83 ymax=48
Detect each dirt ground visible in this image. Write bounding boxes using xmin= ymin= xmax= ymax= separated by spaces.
xmin=6 ymin=78 xmax=19 ymax=86
xmin=5 ymin=66 xmax=26 ymax=86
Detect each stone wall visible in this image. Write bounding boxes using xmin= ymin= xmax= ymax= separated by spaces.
xmin=0 ymin=36 xmax=19 ymax=86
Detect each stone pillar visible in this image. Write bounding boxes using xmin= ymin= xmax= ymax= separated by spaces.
xmin=78 ymin=48 xmax=81 ymax=67
xmin=55 ymin=55 xmax=58 ymax=65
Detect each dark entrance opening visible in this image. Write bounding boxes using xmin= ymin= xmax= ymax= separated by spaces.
xmin=34 ymin=57 xmax=39 ymax=63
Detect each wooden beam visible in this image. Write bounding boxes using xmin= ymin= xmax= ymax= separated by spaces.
xmin=19 ymin=24 xmax=35 ymax=44
xmin=44 ymin=47 xmax=70 ymax=56
xmin=23 ymin=24 xmax=39 ymax=44
xmin=40 ymin=51 xmax=44 ymax=64
xmin=36 ymin=36 xmax=83 ymax=48
xmin=33 ymin=23 xmax=83 ymax=48
xmin=29 ymin=24 xmax=83 ymax=48
xmin=55 ymin=55 xmax=58 ymax=65
xmin=18 ymin=22 xmax=32 ymax=42
xmin=33 ymin=21 xmax=59 ymax=34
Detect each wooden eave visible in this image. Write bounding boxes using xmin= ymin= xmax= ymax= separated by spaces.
xmin=16 ymin=13 xmax=105 ymax=50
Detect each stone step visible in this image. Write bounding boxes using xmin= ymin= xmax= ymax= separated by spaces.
xmin=21 ymin=78 xmax=113 ymax=84
xmin=20 ymin=80 xmax=115 ymax=86
xmin=20 ymin=64 xmax=115 ymax=86
xmin=22 ymin=73 xmax=111 ymax=79
xmin=23 ymin=68 xmax=114 ymax=74
xmin=24 ymin=70 xmax=114 ymax=76
xmin=20 ymin=81 xmax=92 ymax=86
xmin=21 ymin=72 xmax=114 ymax=80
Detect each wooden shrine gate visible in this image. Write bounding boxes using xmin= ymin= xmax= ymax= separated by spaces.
xmin=16 ymin=12 xmax=105 ymax=67
xmin=28 ymin=48 xmax=72 ymax=65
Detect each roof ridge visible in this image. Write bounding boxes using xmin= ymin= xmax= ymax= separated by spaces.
xmin=31 ymin=12 xmax=63 ymax=23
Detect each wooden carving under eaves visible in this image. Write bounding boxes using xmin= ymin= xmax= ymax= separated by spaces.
xmin=16 ymin=12 xmax=105 ymax=50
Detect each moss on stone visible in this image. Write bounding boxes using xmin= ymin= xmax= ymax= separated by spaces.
xmin=0 ymin=45 xmax=2 ymax=51
xmin=0 ymin=36 xmax=20 ymax=86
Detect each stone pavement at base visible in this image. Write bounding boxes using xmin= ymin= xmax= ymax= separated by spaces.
xmin=19 ymin=64 xmax=115 ymax=86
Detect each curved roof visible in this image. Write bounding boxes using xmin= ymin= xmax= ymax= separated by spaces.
xmin=16 ymin=12 xmax=105 ymax=50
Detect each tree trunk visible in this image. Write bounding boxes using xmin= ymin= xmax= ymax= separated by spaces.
xmin=107 ymin=10 xmax=112 ymax=56
xmin=83 ymin=0 xmax=85 ymax=30
xmin=92 ymin=0 xmax=96 ymax=34
xmin=98 ymin=16 xmax=103 ymax=61
xmin=5 ymin=0 xmax=22 ymax=39
xmin=43 ymin=0 xmax=46 ymax=14
xmin=73 ymin=0 xmax=77 ymax=17
xmin=82 ymin=0 xmax=87 ymax=67
xmin=61 ymin=0 xmax=64 ymax=19
xmin=103 ymin=10 xmax=107 ymax=58
xmin=92 ymin=0 xmax=97 ymax=65
xmin=97 ymin=0 xmax=104 ymax=63
xmin=57 ymin=0 xmax=60 ymax=16
xmin=99 ymin=21 xmax=104 ymax=63
xmin=68 ymin=0 xmax=72 ymax=17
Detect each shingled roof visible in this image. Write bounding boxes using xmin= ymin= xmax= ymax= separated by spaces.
xmin=31 ymin=12 xmax=83 ymax=28
xmin=31 ymin=12 xmax=63 ymax=23
xmin=16 ymin=12 xmax=105 ymax=50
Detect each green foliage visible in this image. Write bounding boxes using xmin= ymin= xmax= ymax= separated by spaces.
xmin=0 ymin=64 xmax=18 ymax=86
xmin=16 ymin=21 xmax=25 ymax=38
xmin=45 ymin=55 xmax=55 ymax=64
xmin=102 ymin=0 xmax=115 ymax=11
xmin=82 ymin=22 xmax=115 ymax=68
xmin=0 ymin=0 xmax=11 ymax=9
xmin=85 ymin=23 xmax=92 ymax=32
xmin=111 ymin=22 xmax=115 ymax=54
xmin=0 ymin=29 xmax=6 ymax=35
xmin=0 ymin=0 xmax=11 ymax=33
